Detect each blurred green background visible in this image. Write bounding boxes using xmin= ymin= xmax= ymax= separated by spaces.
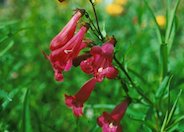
xmin=0 ymin=0 xmax=184 ymax=131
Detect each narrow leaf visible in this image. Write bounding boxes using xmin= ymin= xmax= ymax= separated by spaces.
xmin=156 ymin=74 xmax=173 ymax=99
xmin=161 ymin=111 xmax=169 ymax=132
xmin=0 ymin=40 xmax=14 ymax=57
xmin=143 ymin=0 xmax=162 ymax=43
xmin=0 ymin=89 xmax=12 ymax=101
xmin=165 ymin=0 xmax=180 ymax=43
xmin=166 ymin=89 xmax=182 ymax=125
xmin=22 ymin=88 xmax=32 ymax=132
xmin=165 ymin=115 xmax=184 ymax=131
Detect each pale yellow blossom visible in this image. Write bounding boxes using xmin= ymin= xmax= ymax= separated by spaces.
xmin=115 ymin=0 xmax=128 ymax=5
xmin=106 ymin=3 xmax=124 ymax=16
xmin=95 ymin=0 xmax=102 ymax=4
xmin=156 ymin=15 xmax=166 ymax=28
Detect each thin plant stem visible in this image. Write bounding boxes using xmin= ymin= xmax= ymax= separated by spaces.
xmin=89 ymin=25 xmax=102 ymax=40
xmin=117 ymin=76 xmax=129 ymax=96
xmin=128 ymin=67 xmax=150 ymax=87
xmin=85 ymin=12 xmax=100 ymax=34
xmin=114 ymin=55 xmax=154 ymax=106
xmin=89 ymin=0 xmax=104 ymax=41
xmin=160 ymin=43 xmax=168 ymax=79
xmin=85 ymin=12 xmax=104 ymax=42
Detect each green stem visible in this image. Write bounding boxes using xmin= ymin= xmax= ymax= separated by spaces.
xmin=160 ymin=43 xmax=168 ymax=79
xmin=85 ymin=12 xmax=99 ymax=34
xmin=114 ymin=56 xmax=154 ymax=106
xmin=89 ymin=0 xmax=104 ymax=41
xmin=85 ymin=12 xmax=104 ymax=42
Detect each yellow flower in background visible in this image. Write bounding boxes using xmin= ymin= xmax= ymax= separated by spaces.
xmin=115 ymin=0 xmax=128 ymax=5
xmin=106 ymin=3 xmax=124 ymax=16
xmin=156 ymin=15 xmax=166 ymax=28
xmin=95 ymin=0 xmax=102 ymax=4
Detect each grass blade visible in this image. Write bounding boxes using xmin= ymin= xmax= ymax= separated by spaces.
xmin=22 ymin=88 xmax=32 ymax=132
xmin=156 ymin=74 xmax=173 ymax=99
xmin=165 ymin=0 xmax=180 ymax=43
xmin=166 ymin=89 xmax=182 ymax=125
xmin=143 ymin=0 xmax=162 ymax=43
xmin=0 ymin=40 xmax=14 ymax=57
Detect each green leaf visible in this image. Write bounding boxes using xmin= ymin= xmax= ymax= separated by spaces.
xmin=0 ymin=40 xmax=14 ymax=57
xmin=165 ymin=0 xmax=180 ymax=44
xmin=160 ymin=89 xmax=182 ymax=131
xmin=156 ymin=74 xmax=173 ymax=99
xmin=85 ymin=104 xmax=115 ymax=109
xmin=143 ymin=0 xmax=162 ymax=43
xmin=0 ymin=89 xmax=19 ymax=109
xmin=0 ymin=89 xmax=12 ymax=101
xmin=161 ymin=111 xmax=169 ymax=132
xmin=167 ymin=22 xmax=176 ymax=53
xmin=166 ymin=89 xmax=182 ymax=125
xmin=101 ymin=22 xmax=106 ymax=38
xmin=165 ymin=115 xmax=184 ymax=131
xmin=22 ymin=88 xmax=32 ymax=132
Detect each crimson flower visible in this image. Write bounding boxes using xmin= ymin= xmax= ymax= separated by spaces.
xmin=50 ymin=9 xmax=85 ymax=51
xmin=80 ymin=37 xmax=118 ymax=82
xmin=97 ymin=98 xmax=131 ymax=132
xmin=48 ymin=24 xmax=90 ymax=81
xmin=65 ymin=78 xmax=97 ymax=117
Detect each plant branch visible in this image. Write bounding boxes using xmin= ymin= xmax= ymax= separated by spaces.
xmin=89 ymin=0 xmax=104 ymax=41
xmin=114 ymin=55 xmax=154 ymax=106
xmin=85 ymin=12 xmax=104 ymax=42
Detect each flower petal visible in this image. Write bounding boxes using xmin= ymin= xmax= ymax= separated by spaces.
xmin=54 ymin=71 xmax=64 ymax=82
xmin=80 ymin=58 xmax=94 ymax=74
xmin=104 ymin=67 xmax=118 ymax=79
xmin=50 ymin=9 xmax=85 ymax=51
xmin=90 ymin=46 xmax=102 ymax=55
xmin=64 ymin=94 xmax=83 ymax=117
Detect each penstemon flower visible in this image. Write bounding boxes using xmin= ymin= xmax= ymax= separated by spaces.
xmin=97 ymin=98 xmax=131 ymax=132
xmin=48 ymin=23 xmax=90 ymax=81
xmin=65 ymin=78 xmax=97 ymax=117
xmin=80 ymin=37 xmax=118 ymax=82
xmin=50 ymin=9 xmax=85 ymax=51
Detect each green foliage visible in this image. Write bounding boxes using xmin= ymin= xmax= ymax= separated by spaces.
xmin=0 ymin=0 xmax=184 ymax=131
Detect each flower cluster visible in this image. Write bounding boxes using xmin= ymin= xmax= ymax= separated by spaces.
xmin=45 ymin=7 xmax=130 ymax=132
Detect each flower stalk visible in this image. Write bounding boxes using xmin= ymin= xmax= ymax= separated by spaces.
xmin=89 ymin=0 xmax=104 ymax=41
xmin=114 ymin=55 xmax=154 ymax=106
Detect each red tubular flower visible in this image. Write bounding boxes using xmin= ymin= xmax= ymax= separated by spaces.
xmin=80 ymin=37 xmax=118 ymax=82
xmin=97 ymin=98 xmax=131 ymax=132
xmin=65 ymin=78 xmax=97 ymax=117
xmin=49 ymin=24 xmax=90 ymax=81
xmin=50 ymin=9 xmax=85 ymax=51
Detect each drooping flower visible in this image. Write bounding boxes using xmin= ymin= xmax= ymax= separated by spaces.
xmin=97 ymin=98 xmax=131 ymax=132
xmin=49 ymin=24 xmax=90 ymax=81
xmin=50 ymin=9 xmax=85 ymax=51
xmin=80 ymin=37 xmax=118 ymax=82
xmin=65 ymin=78 xmax=97 ymax=117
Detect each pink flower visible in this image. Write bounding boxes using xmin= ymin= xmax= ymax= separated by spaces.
xmin=65 ymin=78 xmax=97 ymax=117
xmin=49 ymin=24 xmax=90 ymax=81
xmin=80 ymin=37 xmax=118 ymax=82
xmin=97 ymin=98 xmax=131 ymax=132
xmin=50 ymin=9 xmax=85 ymax=51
